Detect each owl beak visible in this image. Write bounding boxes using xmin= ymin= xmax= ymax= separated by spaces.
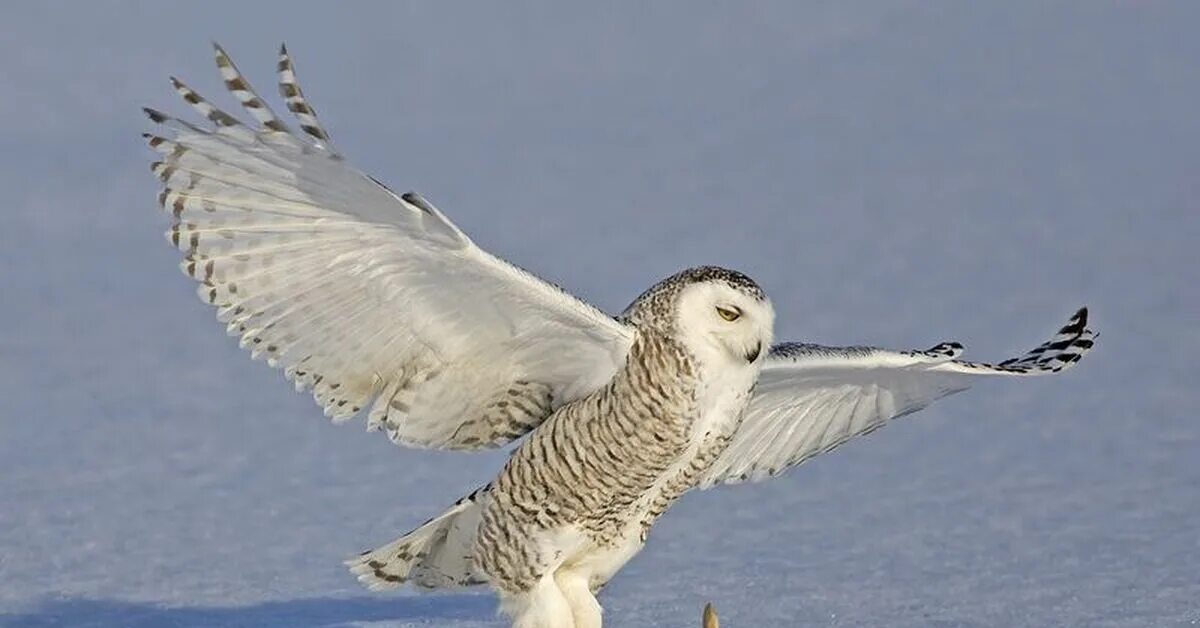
xmin=745 ymin=341 xmax=762 ymax=363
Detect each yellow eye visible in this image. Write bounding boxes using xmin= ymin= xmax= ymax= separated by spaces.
xmin=716 ymin=306 xmax=741 ymax=322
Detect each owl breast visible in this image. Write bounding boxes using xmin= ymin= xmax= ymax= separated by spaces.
xmin=630 ymin=358 xmax=757 ymax=535
xmin=475 ymin=332 xmax=759 ymax=594
xmin=570 ymin=368 xmax=756 ymax=591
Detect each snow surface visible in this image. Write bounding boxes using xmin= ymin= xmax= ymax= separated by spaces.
xmin=1 ymin=2 xmax=1197 ymax=626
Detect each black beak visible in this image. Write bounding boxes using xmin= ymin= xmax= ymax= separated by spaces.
xmin=745 ymin=341 xmax=762 ymax=363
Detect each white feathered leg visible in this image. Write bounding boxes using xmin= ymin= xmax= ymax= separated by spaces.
xmin=500 ymin=575 xmax=576 ymax=628
xmin=556 ymin=570 xmax=602 ymax=628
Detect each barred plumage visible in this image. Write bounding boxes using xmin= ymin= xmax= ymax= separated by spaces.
xmin=213 ymin=42 xmax=289 ymax=132
xmin=145 ymin=45 xmax=1097 ymax=628
xmin=276 ymin=44 xmax=337 ymax=151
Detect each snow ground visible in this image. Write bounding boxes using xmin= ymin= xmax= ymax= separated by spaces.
xmin=1 ymin=2 xmax=1197 ymax=626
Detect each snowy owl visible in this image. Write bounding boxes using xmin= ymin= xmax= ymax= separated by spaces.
xmin=143 ymin=45 xmax=1096 ymax=628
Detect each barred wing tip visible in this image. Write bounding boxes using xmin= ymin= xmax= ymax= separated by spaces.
xmin=943 ymin=306 xmax=1095 ymax=376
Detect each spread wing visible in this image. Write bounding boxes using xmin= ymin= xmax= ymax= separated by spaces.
xmin=144 ymin=44 xmax=633 ymax=450
xmin=699 ymin=308 xmax=1095 ymax=487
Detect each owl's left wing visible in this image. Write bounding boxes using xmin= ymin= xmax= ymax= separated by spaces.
xmin=697 ymin=308 xmax=1094 ymax=488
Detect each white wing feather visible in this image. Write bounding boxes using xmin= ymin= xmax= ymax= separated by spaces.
xmin=699 ymin=308 xmax=1095 ymax=487
xmin=145 ymin=44 xmax=633 ymax=450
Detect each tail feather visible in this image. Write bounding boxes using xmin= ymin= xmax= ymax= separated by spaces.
xmin=347 ymin=486 xmax=490 ymax=590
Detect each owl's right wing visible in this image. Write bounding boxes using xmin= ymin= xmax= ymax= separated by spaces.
xmin=144 ymin=44 xmax=633 ymax=450
xmin=698 ymin=308 xmax=1095 ymax=487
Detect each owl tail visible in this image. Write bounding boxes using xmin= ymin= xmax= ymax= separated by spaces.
xmin=346 ymin=486 xmax=490 ymax=590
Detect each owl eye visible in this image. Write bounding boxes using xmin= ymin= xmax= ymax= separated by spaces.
xmin=716 ymin=306 xmax=741 ymax=322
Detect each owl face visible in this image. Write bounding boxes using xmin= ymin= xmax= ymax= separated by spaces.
xmin=675 ymin=279 xmax=775 ymax=369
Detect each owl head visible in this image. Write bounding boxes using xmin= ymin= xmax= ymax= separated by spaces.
xmin=624 ymin=266 xmax=775 ymax=367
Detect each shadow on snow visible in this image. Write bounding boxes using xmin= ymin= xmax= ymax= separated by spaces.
xmin=1 ymin=594 xmax=496 ymax=627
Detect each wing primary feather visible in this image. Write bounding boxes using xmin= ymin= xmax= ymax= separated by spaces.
xmin=276 ymin=43 xmax=339 ymax=153
xmin=212 ymin=42 xmax=290 ymax=133
xmin=168 ymin=76 xmax=242 ymax=128
xmin=935 ymin=307 xmax=1094 ymax=375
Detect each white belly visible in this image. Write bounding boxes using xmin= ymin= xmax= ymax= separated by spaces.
xmin=559 ymin=525 xmax=646 ymax=591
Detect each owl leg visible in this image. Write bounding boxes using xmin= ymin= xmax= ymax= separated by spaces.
xmin=555 ymin=569 xmax=603 ymax=628
xmin=500 ymin=574 xmax=576 ymax=628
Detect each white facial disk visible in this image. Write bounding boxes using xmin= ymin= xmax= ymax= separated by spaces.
xmin=674 ymin=281 xmax=775 ymax=372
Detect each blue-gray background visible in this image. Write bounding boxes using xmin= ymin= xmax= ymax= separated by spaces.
xmin=1 ymin=2 xmax=1196 ymax=626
